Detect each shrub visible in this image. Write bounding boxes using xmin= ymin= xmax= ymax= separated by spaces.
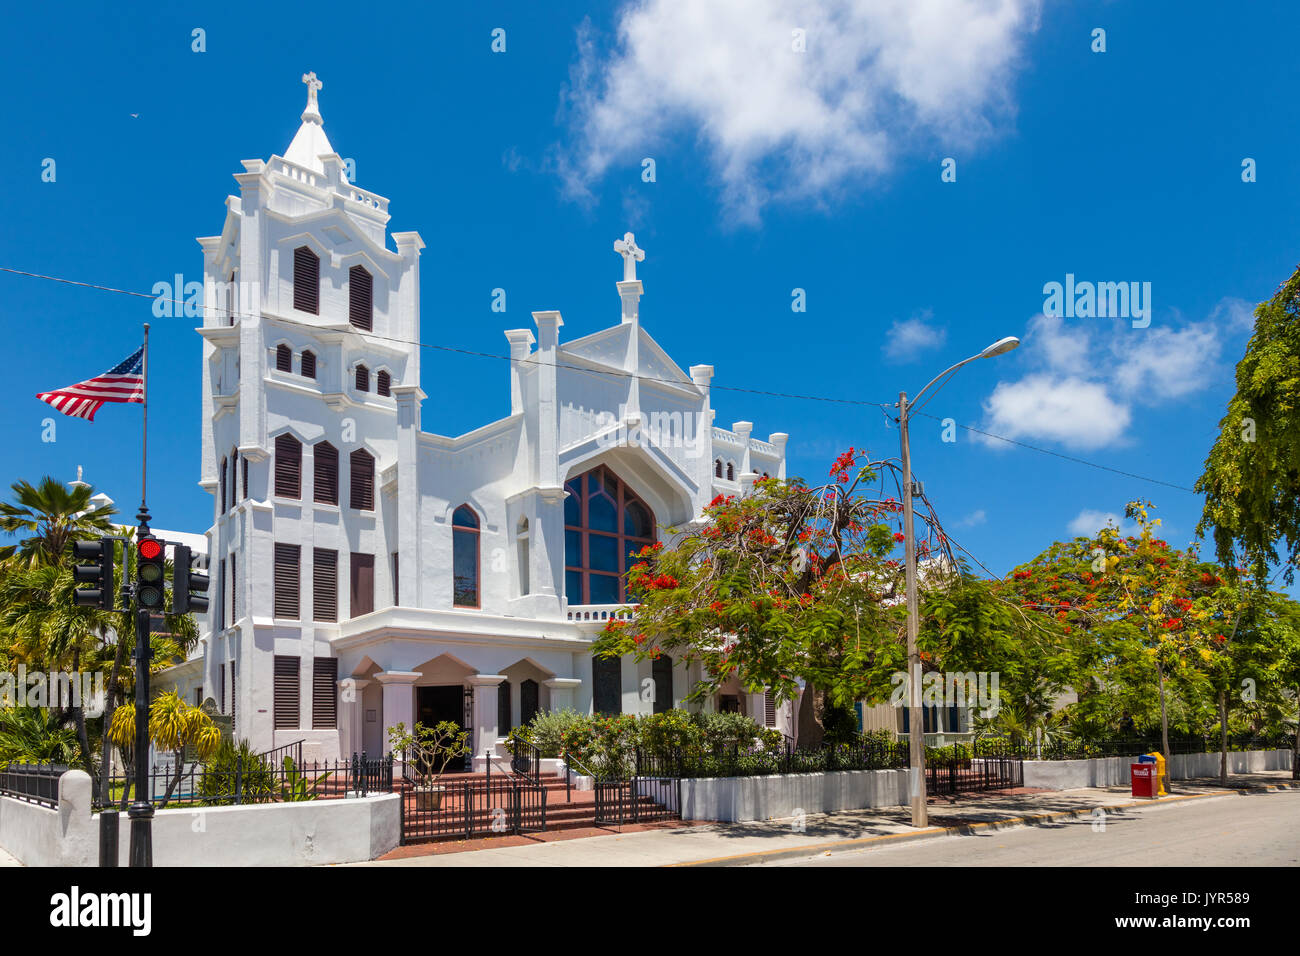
xmin=522 ymin=708 xmax=590 ymax=758
xmin=198 ymin=738 xmax=274 ymax=805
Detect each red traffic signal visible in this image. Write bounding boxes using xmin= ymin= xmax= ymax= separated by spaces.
xmin=136 ymin=535 xmax=166 ymax=609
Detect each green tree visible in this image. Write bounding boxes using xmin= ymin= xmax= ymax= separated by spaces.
xmin=0 ymin=476 xmax=117 ymax=566
xmin=1196 ymin=264 xmax=1300 ymax=584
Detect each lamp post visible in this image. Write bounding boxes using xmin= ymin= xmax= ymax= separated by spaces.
xmin=898 ymin=335 xmax=1019 ymax=827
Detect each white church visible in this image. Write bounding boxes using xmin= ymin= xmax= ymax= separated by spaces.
xmin=157 ymin=75 xmax=796 ymax=764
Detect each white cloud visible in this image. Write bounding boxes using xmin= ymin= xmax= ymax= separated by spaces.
xmin=982 ymin=374 xmax=1131 ymax=450
xmin=1110 ymin=322 xmax=1222 ymax=400
xmin=956 ymin=509 xmax=987 ymax=528
xmin=882 ymin=314 xmax=947 ymax=363
xmin=559 ymin=0 xmax=1042 ymax=220
xmin=1067 ymin=509 xmax=1137 ymax=538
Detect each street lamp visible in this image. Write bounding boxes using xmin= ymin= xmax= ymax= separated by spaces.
xmin=897 ymin=335 xmax=1019 ymax=827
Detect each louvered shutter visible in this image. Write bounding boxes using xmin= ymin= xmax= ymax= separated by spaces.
xmin=273 ymin=543 xmax=301 ymax=618
xmin=314 ymin=442 xmax=338 ymax=505
xmin=241 ymin=456 xmax=248 ymax=499
xmin=300 ymin=350 xmax=316 ymax=379
xmin=349 ymin=266 xmax=373 ymax=331
xmin=392 ymin=552 xmax=399 ymax=606
xmin=293 ymin=247 xmax=319 ymax=314
xmin=273 ymin=656 xmax=301 ymax=730
xmin=231 ymin=668 xmax=237 ymax=733
xmin=377 ymin=369 xmax=390 ymax=396
xmin=764 ymin=690 xmax=777 ymax=727
xmin=350 ymin=449 xmax=374 ymax=511
xmin=275 ymin=344 xmax=292 ymax=372
xmin=312 ymin=658 xmax=338 ymax=729
xmin=355 ymin=365 xmax=369 ymax=392
xmin=313 ymin=548 xmax=338 ymax=622
xmin=217 ymin=559 xmax=225 ymax=630
xmin=350 ymin=553 xmax=374 ymax=617
xmin=219 ymin=663 xmax=226 ymax=715
xmin=230 ymin=450 xmax=239 ymax=509
xmin=274 ymin=434 xmax=301 ymax=498
xmin=230 ymin=552 xmax=238 ymax=622
xmin=218 ymin=458 xmax=227 ymax=516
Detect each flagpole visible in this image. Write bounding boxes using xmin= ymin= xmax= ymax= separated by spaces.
xmin=138 ymin=323 xmax=150 ymax=534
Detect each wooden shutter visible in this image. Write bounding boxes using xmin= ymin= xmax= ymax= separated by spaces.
xmin=231 ymin=668 xmax=237 ymax=733
xmin=300 ymin=350 xmax=316 ymax=379
xmin=313 ymin=548 xmax=338 ymax=622
xmin=350 ymin=449 xmax=374 ymax=511
xmin=274 ymin=434 xmax=302 ymax=498
xmin=312 ymin=658 xmax=338 ymax=729
xmin=293 ymin=246 xmax=319 ymax=314
xmin=349 ymin=265 xmax=373 ymax=331
xmin=273 ymin=656 xmax=301 ymax=730
xmin=350 ymin=553 xmax=374 ymax=617
xmin=377 ymin=369 xmax=391 ymax=396
xmin=219 ymin=663 xmax=226 ymax=715
xmin=219 ymin=458 xmax=227 ymax=516
xmin=392 ymin=552 xmax=399 ymax=606
xmin=593 ymin=655 xmax=622 ymax=716
xmin=355 ymin=365 xmax=370 ymax=392
xmin=230 ymin=552 xmax=237 ymax=623
xmin=498 ymin=682 xmax=511 ymax=735
xmin=230 ymin=450 xmax=239 ymax=509
xmin=226 ymin=271 xmax=235 ymax=326
xmin=314 ymin=442 xmax=339 ymax=505
xmin=273 ymin=543 xmax=301 ymax=618
xmin=764 ymin=689 xmax=776 ymax=727
xmin=275 ymin=343 xmax=292 ymax=372
xmin=241 ymin=456 xmax=248 ymax=499
xmin=653 ymin=654 xmax=673 ymax=714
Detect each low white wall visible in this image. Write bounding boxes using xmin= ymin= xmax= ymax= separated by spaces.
xmin=1022 ymin=749 xmax=1293 ymax=791
xmin=115 ymin=792 xmax=401 ymax=866
xmin=679 ymin=769 xmax=911 ymax=823
xmin=0 ymin=770 xmax=96 ymax=866
xmin=0 ymin=769 xmax=400 ymax=867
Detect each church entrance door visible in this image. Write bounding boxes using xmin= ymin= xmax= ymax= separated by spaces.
xmin=416 ymin=684 xmax=469 ymax=774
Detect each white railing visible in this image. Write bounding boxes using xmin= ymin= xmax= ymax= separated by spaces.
xmin=566 ymin=604 xmax=635 ymax=623
xmin=276 ymin=158 xmax=319 ymax=188
xmin=712 ymin=426 xmax=741 ymax=446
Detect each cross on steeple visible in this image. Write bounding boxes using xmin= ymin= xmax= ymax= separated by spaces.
xmin=301 ymin=71 xmax=323 ymax=121
xmin=614 ymin=232 xmax=645 ymax=282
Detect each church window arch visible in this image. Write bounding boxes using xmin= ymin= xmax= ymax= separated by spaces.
xmin=563 ymin=465 xmax=655 ymax=605
xmin=293 ymin=246 xmax=319 ymax=314
xmin=376 ymin=369 xmax=391 ymax=397
xmin=355 ymin=364 xmax=370 ymax=392
xmin=275 ymin=343 xmax=292 ymax=372
xmin=725 ymin=462 xmax=735 ymax=482
xmin=300 ymin=350 xmax=316 ymax=379
xmin=714 ymin=459 xmax=722 ymax=479
xmin=452 ymin=505 xmax=480 ymax=607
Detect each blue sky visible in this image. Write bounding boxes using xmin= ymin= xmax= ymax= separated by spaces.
xmin=0 ymin=1 xmax=1296 ymax=591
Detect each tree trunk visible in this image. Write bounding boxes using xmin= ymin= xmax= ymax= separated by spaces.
xmin=70 ymin=649 xmax=93 ymax=775
xmin=98 ymin=619 xmax=131 ymax=805
xmin=796 ymin=683 xmax=824 ymax=749
xmin=1218 ymin=689 xmax=1228 ymax=787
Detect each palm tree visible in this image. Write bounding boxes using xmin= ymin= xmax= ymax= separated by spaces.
xmin=0 ymin=476 xmax=117 ymax=566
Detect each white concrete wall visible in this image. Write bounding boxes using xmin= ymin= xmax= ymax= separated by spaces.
xmin=1021 ymin=749 xmax=1293 ymax=790
xmin=0 ymin=769 xmax=399 ymax=867
xmin=0 ymin=770 xmax=96 ymax=866
xmin=679 ymin=769 xmax=911 ymax=823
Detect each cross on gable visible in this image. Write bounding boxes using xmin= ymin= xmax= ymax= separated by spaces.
xmin=613 ymin=232 xmax=645 ymax=282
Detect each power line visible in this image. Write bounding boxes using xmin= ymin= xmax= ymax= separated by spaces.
xmin=2 ymin=264 xmax=1204 ymax=495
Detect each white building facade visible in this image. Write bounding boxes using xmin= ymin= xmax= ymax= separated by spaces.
xmin=163 ymin=75 xmax=793 ymax=763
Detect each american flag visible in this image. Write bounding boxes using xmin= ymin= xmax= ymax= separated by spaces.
xmin=36 ymin=346 xmax=145 ymax=421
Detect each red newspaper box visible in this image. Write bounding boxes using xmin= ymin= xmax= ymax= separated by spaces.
xmin=1131 ymin=763 xmax=1158 ymax=799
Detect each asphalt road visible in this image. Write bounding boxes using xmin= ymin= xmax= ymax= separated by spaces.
xmin=765 ymin=790 xmax=1300 ymax=867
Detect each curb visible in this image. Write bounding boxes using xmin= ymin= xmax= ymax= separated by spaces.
xmin=666 ymin=782 xmax=1300 ymax=867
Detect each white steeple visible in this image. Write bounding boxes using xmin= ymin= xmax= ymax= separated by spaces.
xmin=284 ymin=71 xmax=336 ymax=174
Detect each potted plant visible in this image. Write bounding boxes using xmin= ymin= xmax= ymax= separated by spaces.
xmin=387 ymin=720 xmax=470 ymax=810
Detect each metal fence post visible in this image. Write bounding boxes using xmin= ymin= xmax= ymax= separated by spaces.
xmin=234 ymin=753 xmax=243 ymax=806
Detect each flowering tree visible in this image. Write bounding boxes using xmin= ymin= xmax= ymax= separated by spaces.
xmin=591 ymin=450 xmax=967 ymax=745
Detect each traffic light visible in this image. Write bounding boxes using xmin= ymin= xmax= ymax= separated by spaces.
xmin=172 ymin=544 xmax=209 ymax=614
xmin=72 ymin=538 xmax=114 ymax=609
xmin=136 ymin=535 xmax=166 ymax=610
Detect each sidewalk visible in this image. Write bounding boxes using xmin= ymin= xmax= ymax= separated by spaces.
xmin=356 ymin=771 xmax=1298 ymax=867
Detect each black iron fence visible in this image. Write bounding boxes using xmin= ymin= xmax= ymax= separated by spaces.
xmin=399 ymin=775 xmax=547 ymax=843
xmin=970 ymin=733 xmax=1295 ymax=762
xmin=926 ymin=746 xmax=1023 ymax=796
xmin=612 ymin=737 xmax=911 ymax=780
xmin=91 ymin=752 xmax=393 ymax=810
xmin=593 ymin=748 xmax=680 ymax=826
xmin=0 ymin=762 xmax=68 ymax=808
xmin=509 ymin=737 xmax=543 ymax=784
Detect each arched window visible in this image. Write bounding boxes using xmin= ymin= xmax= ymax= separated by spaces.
xmin=714 ymin=459 xmax=722 ymax=479
xmin=376 ymin=369 xmax=391 ymax=397
xmin=563 ymin=465 xmax=655 ymax=605
xmin=726 ymin=462 xmax=735 ymax=481
xmin=275 ymin=344 xmax=292 ymax=372
xmin=452 ymin=505 xmax=480 ymax=607
xmin=314 ymin=441 xmax=338 ymax=505
xmin=349 ymin=448 xmax=374 ymax=511
xmin=274 ymin=433 xmax=302 ymax=498
xmin=349 ymin=265 xmax=373 ymax=331
xmin=516 ymin=516 xmax=530 ymax=597
xmin=300 ymin=350 xmax=316 ymax=379
xmin=355 ymin=364 xmax=370 ymax=392
xmin=293 ymin=246 xmax=319 ymax=314
xmin=230 ymin=447 xmax=239 ymax=510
